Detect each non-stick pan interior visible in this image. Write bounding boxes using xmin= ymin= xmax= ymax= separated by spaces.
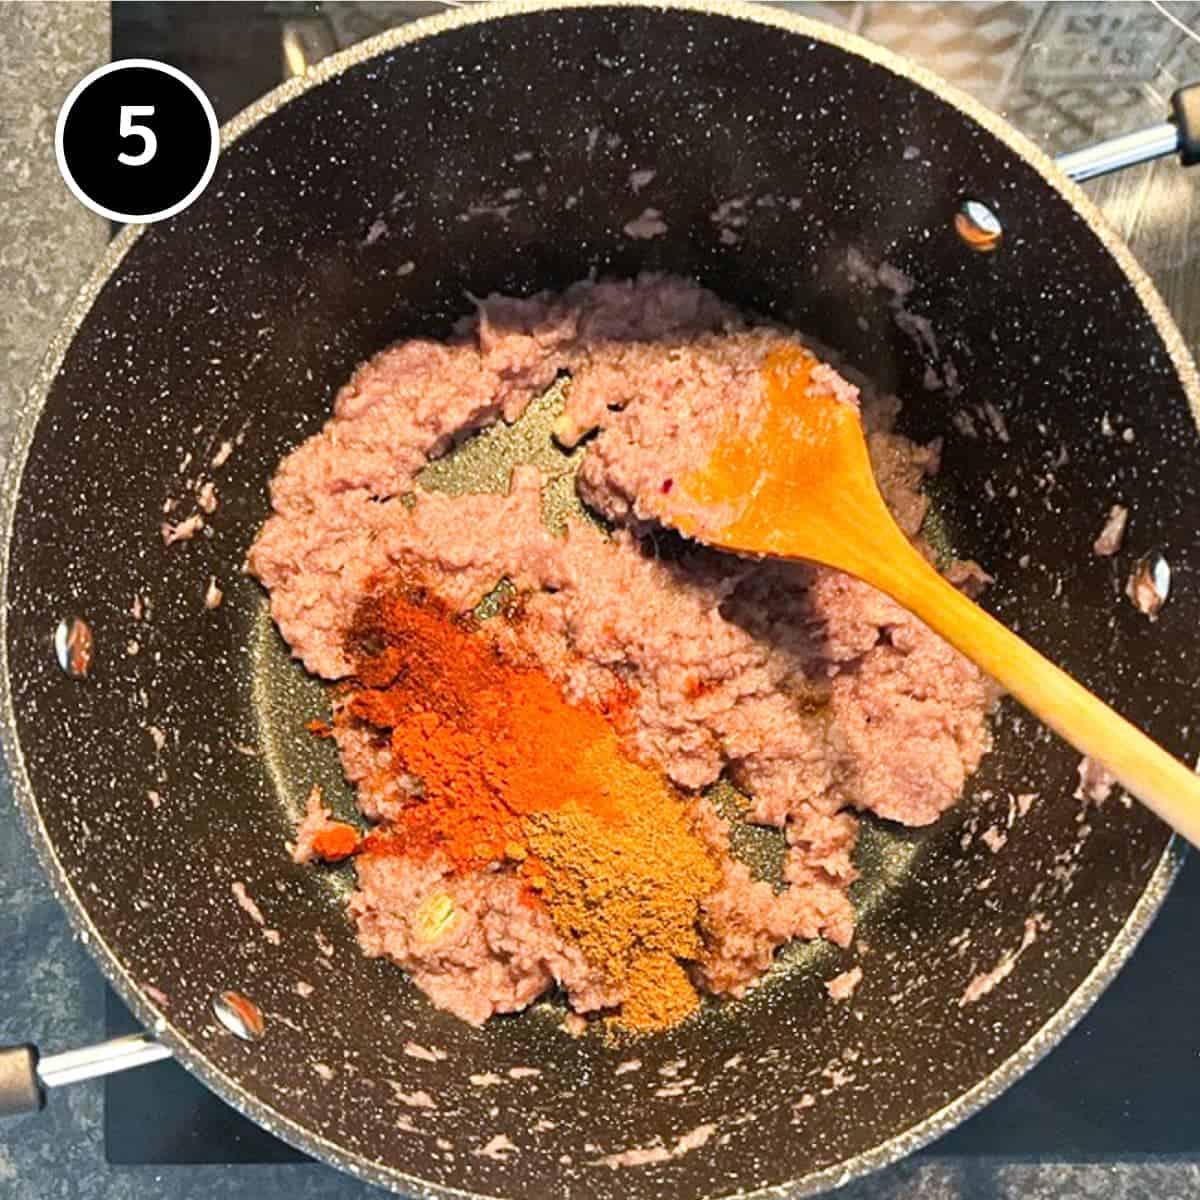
xmin=5 ymin=5 xmax=1197 ymax=1198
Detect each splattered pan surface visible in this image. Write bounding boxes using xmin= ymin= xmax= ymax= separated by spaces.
xmin=3 ymin=4 xmax=1198 ymax=1198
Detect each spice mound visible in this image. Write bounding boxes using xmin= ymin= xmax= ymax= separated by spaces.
xmin=340 ymin=587 xmax=719 ymax=1030
xmin=251 ymin=274 xmax=995 ymax=1032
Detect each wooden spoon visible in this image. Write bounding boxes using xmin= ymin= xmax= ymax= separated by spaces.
xmin=657 ymin=346 xmax=1200 ymax=846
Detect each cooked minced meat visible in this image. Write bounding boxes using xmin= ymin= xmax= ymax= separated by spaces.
xmin=250 ymin=275 xmax=993 ymax=1025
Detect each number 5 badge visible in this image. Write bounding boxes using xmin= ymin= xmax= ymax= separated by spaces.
xmin=56 ymin=59 xmax=219 ymax=225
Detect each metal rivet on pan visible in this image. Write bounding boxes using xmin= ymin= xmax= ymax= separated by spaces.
xmin=1126 ymin=550 xmax=1171 ymax=620
xmin=54 ymin=617 xmax=94 ymax=678
xmin=955 ymin=199 xmax=1002 ymax=252
xmin=212 ymin=990 xmax=266 ymax=1042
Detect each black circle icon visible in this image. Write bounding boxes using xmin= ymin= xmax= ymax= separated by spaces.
xmin=56 ymin=59 xmax=219 ymax=224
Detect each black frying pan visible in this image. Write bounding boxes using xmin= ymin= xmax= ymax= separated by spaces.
xmin=2 ymin=4 xmax=1199 ymax=1197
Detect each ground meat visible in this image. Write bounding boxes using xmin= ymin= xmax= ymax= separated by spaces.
xmin=252 ymin=274 xmax=994 ymax=1026
xmin=567 ymin=328 xmax=791 ymax=522
xmin=231 ymin=880 xmax=265 ymax=925
xmin=1093 ymin=504 xmax=1128 ymax=557
xmin=623 ymin=208 xmax=668 ymax=239
xmin=197 ymin=480 xmax=219 ymax=514
xmin=250 ymin=275 xmax=730 ymax=677
xmin=628 ymin=168 xmax=656 ymax=194
xmin=943 ymin=559 xmax=993 ymax=599
xmin=1075 ymin=755 xmax=1117 ymax=805
xmin=828 ymin=608 xmax=994 ymax=825
xmin=689 ymin=800 xmax=855 ymax=997
xmin=350 ymin=852 xmax=620 ymax=1025
xmin=330 ymin=710 xmax=422 ymax=823
xmin=867 ymin=434 xmax=938 ymax=536
xmin=291 ymin=785 xmax=341 ymax=864
xmin=1125 ymin=554 xmax=1169 ymax=620
xmin=162 ymin=513 xmax=203 ymax=544
xmin=204 ymin=576 xmax=223 ymax=609
xmin=825 ymin=966 xmax=863 ymax=1001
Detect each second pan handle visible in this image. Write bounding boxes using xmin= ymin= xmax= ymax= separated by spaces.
xmin=1056 ymin=82 xmax=1199 ymax=182
xmin=0 ymin=1035 xmax=171 ymax=1119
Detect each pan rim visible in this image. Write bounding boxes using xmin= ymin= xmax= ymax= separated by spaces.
xmin=1 ymin=2 xmax=1194 ymax=1197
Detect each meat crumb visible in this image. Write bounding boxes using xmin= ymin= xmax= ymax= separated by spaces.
xmin=249 ymin=274 xmax=997 ymax=1033
xmin=710 ymin=196 xmax=748 ymax=230
xmin=475 ymin=1135 xmax=516 ymax=1161
xmin=161 ymin=514 xmax=204 ymax=545
xmin=1126 ymin=556 xmax=1169 ymax=620
xmin=959 ymin=916 xmax=1042 ymax=1006
xmin=404 ymin=1041 xmax=448 ymax=1063
xmin=295 ymin=981 xmax=315 ymax=998
xmin=944 ymin=559 xmax=993 ymax=599
xmin=825 ymin=966 xmax=863 ymax=1001
xmin=1093 ymin=504 xmax=1128 ymax=557
xmin=460 ymin=201 xmax=515 ymax=223
xmin=143 ymin=984 xmax=169 ymax=1007
xmin=594 ymin=1123 xmax=716 ymax=1169
xmin=204 ymin=576 xmax=224 ymax=609
xmin=981 ymin=401 xmax=1010 ymax=443
xmin=231 ymin=880 xmax=266 ymax=926
xmin=561 ymin=1012 xmax=588 ymax=1037
xmin=1075 ymin=755 xmax=1116 ymax=805
xmin=623 ymin=208 xmax=668 ymax=239
xmin=291 ymin=784 xmax=359 ymax=864
xmin=952 ymin=409 xmax=978 ymax=437
xmin=823 ymin=1065 xmax=856 ymax=1089
xmin=980 ymin=826 xmax=1008 ymax=853
xmin=628 ymin=168 xmax=656 ymax=194
xmin=211 ymin=440 xmax=235 ymax=468
xmin=147 ymin=789 xmax=163 ymax=809
xmin=196 ymin=480 xmax=219 ymax=514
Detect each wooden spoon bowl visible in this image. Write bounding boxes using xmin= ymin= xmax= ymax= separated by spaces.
xmin=659 ymin=347 xmax=1200 ymax=847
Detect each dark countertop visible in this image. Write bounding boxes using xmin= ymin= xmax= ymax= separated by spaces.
xmin=1 ymin=3 xmax=1197 ymax=1197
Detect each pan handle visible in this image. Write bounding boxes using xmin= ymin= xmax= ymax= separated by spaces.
xmin=0 ymin=1034 xmax=171 ymax=1118
xmin=1056 ymin=82 xmax=1199 ymax=182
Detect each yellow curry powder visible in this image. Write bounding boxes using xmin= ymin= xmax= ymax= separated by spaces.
xmin=525 ymin=743 xmax=720 ymax=1033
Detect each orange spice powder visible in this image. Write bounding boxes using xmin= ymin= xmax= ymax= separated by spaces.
xmin=337 ymin=584 xmax=719 ymax=1029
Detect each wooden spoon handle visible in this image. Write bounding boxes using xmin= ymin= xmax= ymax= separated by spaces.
xmin=879 ymin=551 xmax=1200 ymax=846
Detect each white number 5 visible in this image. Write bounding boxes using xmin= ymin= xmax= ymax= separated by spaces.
xmin=117 ymin=105 xmax=157 ymax=166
